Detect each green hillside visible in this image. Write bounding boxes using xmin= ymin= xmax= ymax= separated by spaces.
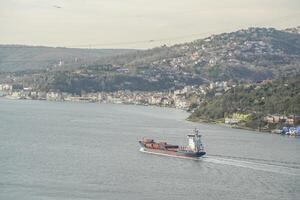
xmin=189 ymin=76 xmax=300 ymax=129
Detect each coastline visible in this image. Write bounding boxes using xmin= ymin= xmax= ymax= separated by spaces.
xmin=1 ymin=95 xmax=291 ymax=136
xmin=186 ymin=116 xmax=298 ymax=136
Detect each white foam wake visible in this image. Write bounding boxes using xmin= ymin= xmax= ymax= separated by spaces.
xmin=139 ymin=148 xmax=300 ymax=175
xmin=203 ymin=155 xmax=300 ymax=176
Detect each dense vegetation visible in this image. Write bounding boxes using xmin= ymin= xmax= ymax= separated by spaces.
xmin=189 ymin=77 xmax=300 ymax=129
xmin=18 ymin=64 xmax=203 ymax=94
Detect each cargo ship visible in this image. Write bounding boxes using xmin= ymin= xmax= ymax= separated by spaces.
xmin=139 ymin=129 xmax=206 ymax=158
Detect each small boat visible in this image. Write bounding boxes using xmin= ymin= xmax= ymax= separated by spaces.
xmin=139 ymin=129 xmax=206 ymax=158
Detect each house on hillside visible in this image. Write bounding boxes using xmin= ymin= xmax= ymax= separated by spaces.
xmin=287 ymin=115 xmax=300 ymax=125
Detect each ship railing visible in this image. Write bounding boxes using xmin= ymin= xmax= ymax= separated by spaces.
xmin=179 ymin=146 xmax=188 ymax=150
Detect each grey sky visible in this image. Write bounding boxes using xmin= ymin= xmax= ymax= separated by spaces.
xmin=1 ymin=0 xmax=299 ymax=49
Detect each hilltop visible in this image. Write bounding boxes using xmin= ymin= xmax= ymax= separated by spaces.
xmin=100 ymin=27 xmax=300 ymax=82
xmin=0 ymin=45 xmax=135 ymax=72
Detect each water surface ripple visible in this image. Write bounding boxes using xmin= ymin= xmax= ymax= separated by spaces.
xmin=0 ymin=98 xmax=299 ymax=200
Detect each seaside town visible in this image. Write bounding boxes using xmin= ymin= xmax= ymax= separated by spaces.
xmin=0 ymin=81 xmax=231 ymax=109
xmin=1 ymin=80 xmax=299 ymax=136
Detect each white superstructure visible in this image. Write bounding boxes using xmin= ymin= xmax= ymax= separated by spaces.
xmin=187 ymin=129 xmax=204 ymax=152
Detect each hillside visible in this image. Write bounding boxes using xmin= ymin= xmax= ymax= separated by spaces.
xmin=2 ymin=27 xmax=300 ymax=93
xmin=0 ymin=45 xmax=135 ymax=72
xmin=188 ymin=76 xmax=300 ymax=130
xmin=99 ymin=27 xmax=300 ymax=82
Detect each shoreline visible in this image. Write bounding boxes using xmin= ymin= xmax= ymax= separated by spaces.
xmin=187 ymin=117 xmax=299 ymax=136
xmin=0 ymin=95 xmax=188 ymax=112
xmin=1 ymin=96 xmax=297 ymax=136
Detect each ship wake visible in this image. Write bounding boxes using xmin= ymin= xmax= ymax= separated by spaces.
xmin=203 ymin=155 xmax=300 ymax=176
xmin=139 ymin=148 xmax=300 ymax=175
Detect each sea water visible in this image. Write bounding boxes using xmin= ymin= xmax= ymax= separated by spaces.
xmin=0 ymin=98 xmax=299 ymax=200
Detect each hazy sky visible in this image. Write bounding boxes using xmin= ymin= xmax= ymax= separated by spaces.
xmin=1 ymin=0 xmax=299 ymax=49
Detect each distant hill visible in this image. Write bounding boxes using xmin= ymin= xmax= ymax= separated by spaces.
xmin=0 ymin=45 xmax=135 ymax=72
xmin=2 ymin=27 xmax=300 ymax=92
xmin=97 ymin=27 xmax=300 ymax=82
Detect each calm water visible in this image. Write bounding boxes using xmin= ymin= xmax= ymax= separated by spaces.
xmin=0 ymin=98 xmax=299 ymax=200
